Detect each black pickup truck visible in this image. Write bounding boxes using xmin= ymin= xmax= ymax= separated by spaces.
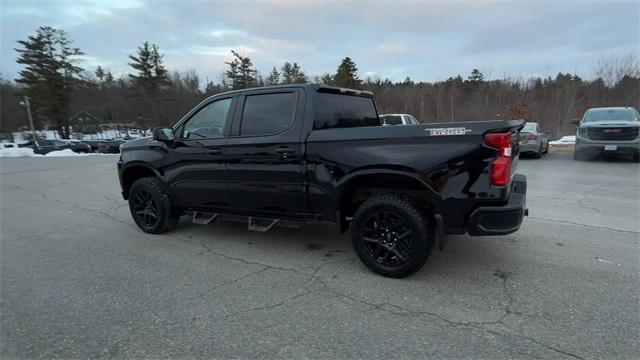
xmin=117 ymin=84 xmax=527 ymax=277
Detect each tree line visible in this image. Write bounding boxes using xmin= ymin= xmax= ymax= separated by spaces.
xmin=1 ymin=26 xmax=638 ymax=139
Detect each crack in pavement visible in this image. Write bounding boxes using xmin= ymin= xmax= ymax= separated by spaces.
xmin=529 ymin=216 xmax=638 ymax=234
xmin=172 ymin=233 xmax=587 ymax=359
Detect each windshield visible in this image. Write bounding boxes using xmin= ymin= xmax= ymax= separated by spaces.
xmin=522 ymin=123 xmax=536 ymax=132
xmin=584 ymin=109 xmax=639 ymax=122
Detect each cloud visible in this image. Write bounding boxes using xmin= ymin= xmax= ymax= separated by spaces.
xmin=1 ymin=0 xmax=638 ymax=83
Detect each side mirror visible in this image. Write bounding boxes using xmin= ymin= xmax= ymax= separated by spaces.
xmin=153 ymin=127 xmax=175 ymax=141
xmin=570 ymin=119 xmax=580 ymax=125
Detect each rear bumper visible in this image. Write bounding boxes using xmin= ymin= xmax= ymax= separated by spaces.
xmin=520 ymin=141 xmax=541 ymax=153
xmin=467 ymin=174 xmax=527 ymax=236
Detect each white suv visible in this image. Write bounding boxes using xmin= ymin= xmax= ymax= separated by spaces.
xmin=380 ymin=113 xmax=419 ymax=126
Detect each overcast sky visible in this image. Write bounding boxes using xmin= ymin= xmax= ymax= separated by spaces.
xmin=1 ymin=0 xmax=638 ymax=83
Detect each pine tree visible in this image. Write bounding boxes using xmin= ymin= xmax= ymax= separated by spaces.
xmin=225 ymin=50 xmax=257 ymax=89
xmin=95 ymin=66 xmax=105 ymax=81
xmin=128 ymin=41 xmax=168 ymax=96
xmin=464 ymin=69 xmax=484 ymax=92
xmin=333 ymin=57 xmax=362 ymax=88
xmin=14 ymin=26 xmax=84 ymax=138
xmin=280 ymin=62 xmax=308 ymax=84
xmin=265 ymin=66 xmax=280 ymax=85
xmin=317 ymin=73 xmax=334 ymax=85
xmin=280 ymin=62 xmax=293 ymax=84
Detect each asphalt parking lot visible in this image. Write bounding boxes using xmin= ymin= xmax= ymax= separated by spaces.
xmin=1 ymin=153 xmax=638 ymax=359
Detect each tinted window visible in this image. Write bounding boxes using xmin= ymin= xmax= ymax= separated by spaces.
xmin=407 ymin=115 xmax=419 ymax=125
xmin=584 ymin=108 xmax=639 ymax=122
xmin=381 ymin=115 xmax=402 ymax=125
xmin=240 ymin=92 xmax=297 ymax=136
xmin=314 ymin=93 xmax=379 ymax=130
xmin=183 ymin=98 xmax=232 ymax=139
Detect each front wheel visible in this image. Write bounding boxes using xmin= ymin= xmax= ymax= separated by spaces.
xmin=351 ymin=194 xmax=434 ymax=278
xmin=128 ymin=177 xmax=180 ymax=234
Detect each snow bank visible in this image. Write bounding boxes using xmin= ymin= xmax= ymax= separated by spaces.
xmin=44 ymin=149 xmax=78 ymax=157
xmin=0 ymin=148 xmax=38 ymax=157
xmin=0 ymin=148 xmax=112 ymax=158
xmin=550 ymin=135 xmax=576 ymax=145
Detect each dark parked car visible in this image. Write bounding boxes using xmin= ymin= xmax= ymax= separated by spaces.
xmin=117 ymin=84 xmax=527 ymax=278
xmin=82 ymin=140 xmax=108 ymax=152
xmin=61 ymin=140 xmax=93 ymax=153
xmin=30 ymin=139 xmax=69 ymax=155
xmin=573 ymin=107 xmax=640 ymax=161
xmin=519 ymin=122 xmax=549 ymax=158
xmin=98 ymin=139 xmax=126 ymax=153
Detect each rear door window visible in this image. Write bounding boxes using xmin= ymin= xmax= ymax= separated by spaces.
xmin=240 ymin=92 xmax=297 ymax=136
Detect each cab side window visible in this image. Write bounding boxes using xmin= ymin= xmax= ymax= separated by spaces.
xmin=182 ymin=98 xmax=232 ymax=139
xmin=240 ymin=92 xmax=297 ymax=136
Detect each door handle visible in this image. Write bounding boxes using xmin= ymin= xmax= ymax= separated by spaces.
xmin=207 ymin=149 xmax=222 ymax=155
xmin=274 ymin=147 xmax=294 ymax=154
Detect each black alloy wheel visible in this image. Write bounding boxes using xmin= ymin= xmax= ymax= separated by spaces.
xmin=128 ymin=177 xmax=180 ymax=234
xmin=361 ymin=211 xmax=413 ymax=266
xmin=132 ymin=188 xmax=160 ymax=227
xmin=351 ymin=194 xmax=433 ymax=278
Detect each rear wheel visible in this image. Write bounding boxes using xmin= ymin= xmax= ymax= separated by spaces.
xmin=533 ymin=144 xmax=543 ymax=159
xmin=351 ymin=194 xmax=433 ymax=278
xmin=128 ymin=177 xmax=180 ymax=234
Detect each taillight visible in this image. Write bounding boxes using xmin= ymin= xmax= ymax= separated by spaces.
xmin=521 ymin=133 xmax=537 ymax=140
xmin=484 ymin=132 xmax=512 ymax=186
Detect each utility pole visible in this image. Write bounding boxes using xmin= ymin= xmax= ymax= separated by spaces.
xmin=20 ymin=96 xmax=39 ymax=146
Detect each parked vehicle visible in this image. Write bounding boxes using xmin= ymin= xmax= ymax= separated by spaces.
xmin=82 ymin=140 xmax=108 ymax=152
xmin=30 ymin=140 xmax=70 ymax=155
xmin=380 ymin=113 xmax=419 ymax=126
xmin=519 ymin=122 xmax=549 ymax=158
xmin=573 ymin=107 xmax=640 ymax=161
xmin=98 ymin=139 xmax=126 ymax=153
xmin=60 ymin=140 xmax=93 ymax=153
xmin=117 ymin=84 xmax=527 ymax=278
xmin=0 ymin=142 xmax=19 ymax=150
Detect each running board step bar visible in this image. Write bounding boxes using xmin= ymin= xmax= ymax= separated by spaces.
xmin=191 ymin=211 xmax=304 ymax=232
xmin=192 ymin=211 xmax=218 ymax=225
xmin=248 ymin=217 xmax=278 ymax=232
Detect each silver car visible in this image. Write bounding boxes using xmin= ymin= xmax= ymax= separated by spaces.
xmin=519 ymin=122 xmax=549 ymax=158
xmin=573 ymin=107 xmax=640 ymax=162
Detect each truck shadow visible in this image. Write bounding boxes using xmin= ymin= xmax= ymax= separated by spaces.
xmin=170 ymin=217 xmax=519 ymax=283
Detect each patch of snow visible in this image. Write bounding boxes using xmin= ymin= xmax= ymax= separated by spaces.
xmin=550 ymin=135 xmax=576 ymax=145
xmin=44 ymin=149 xmax=78 ymax=157
xmin=0 ymin=148 xmax=38 ymax=157
xmin=0 ymin=147 xmax=115 ymax=158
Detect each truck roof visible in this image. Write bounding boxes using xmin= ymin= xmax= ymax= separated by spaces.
xmin=208 ymin=83 xmax=374 ymax=98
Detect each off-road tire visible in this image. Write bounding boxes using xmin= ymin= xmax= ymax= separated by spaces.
xmin=351 ymin=194 xmax=434 ymax=278
xmin=128 ymin=177 xmax=180 ymax=234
